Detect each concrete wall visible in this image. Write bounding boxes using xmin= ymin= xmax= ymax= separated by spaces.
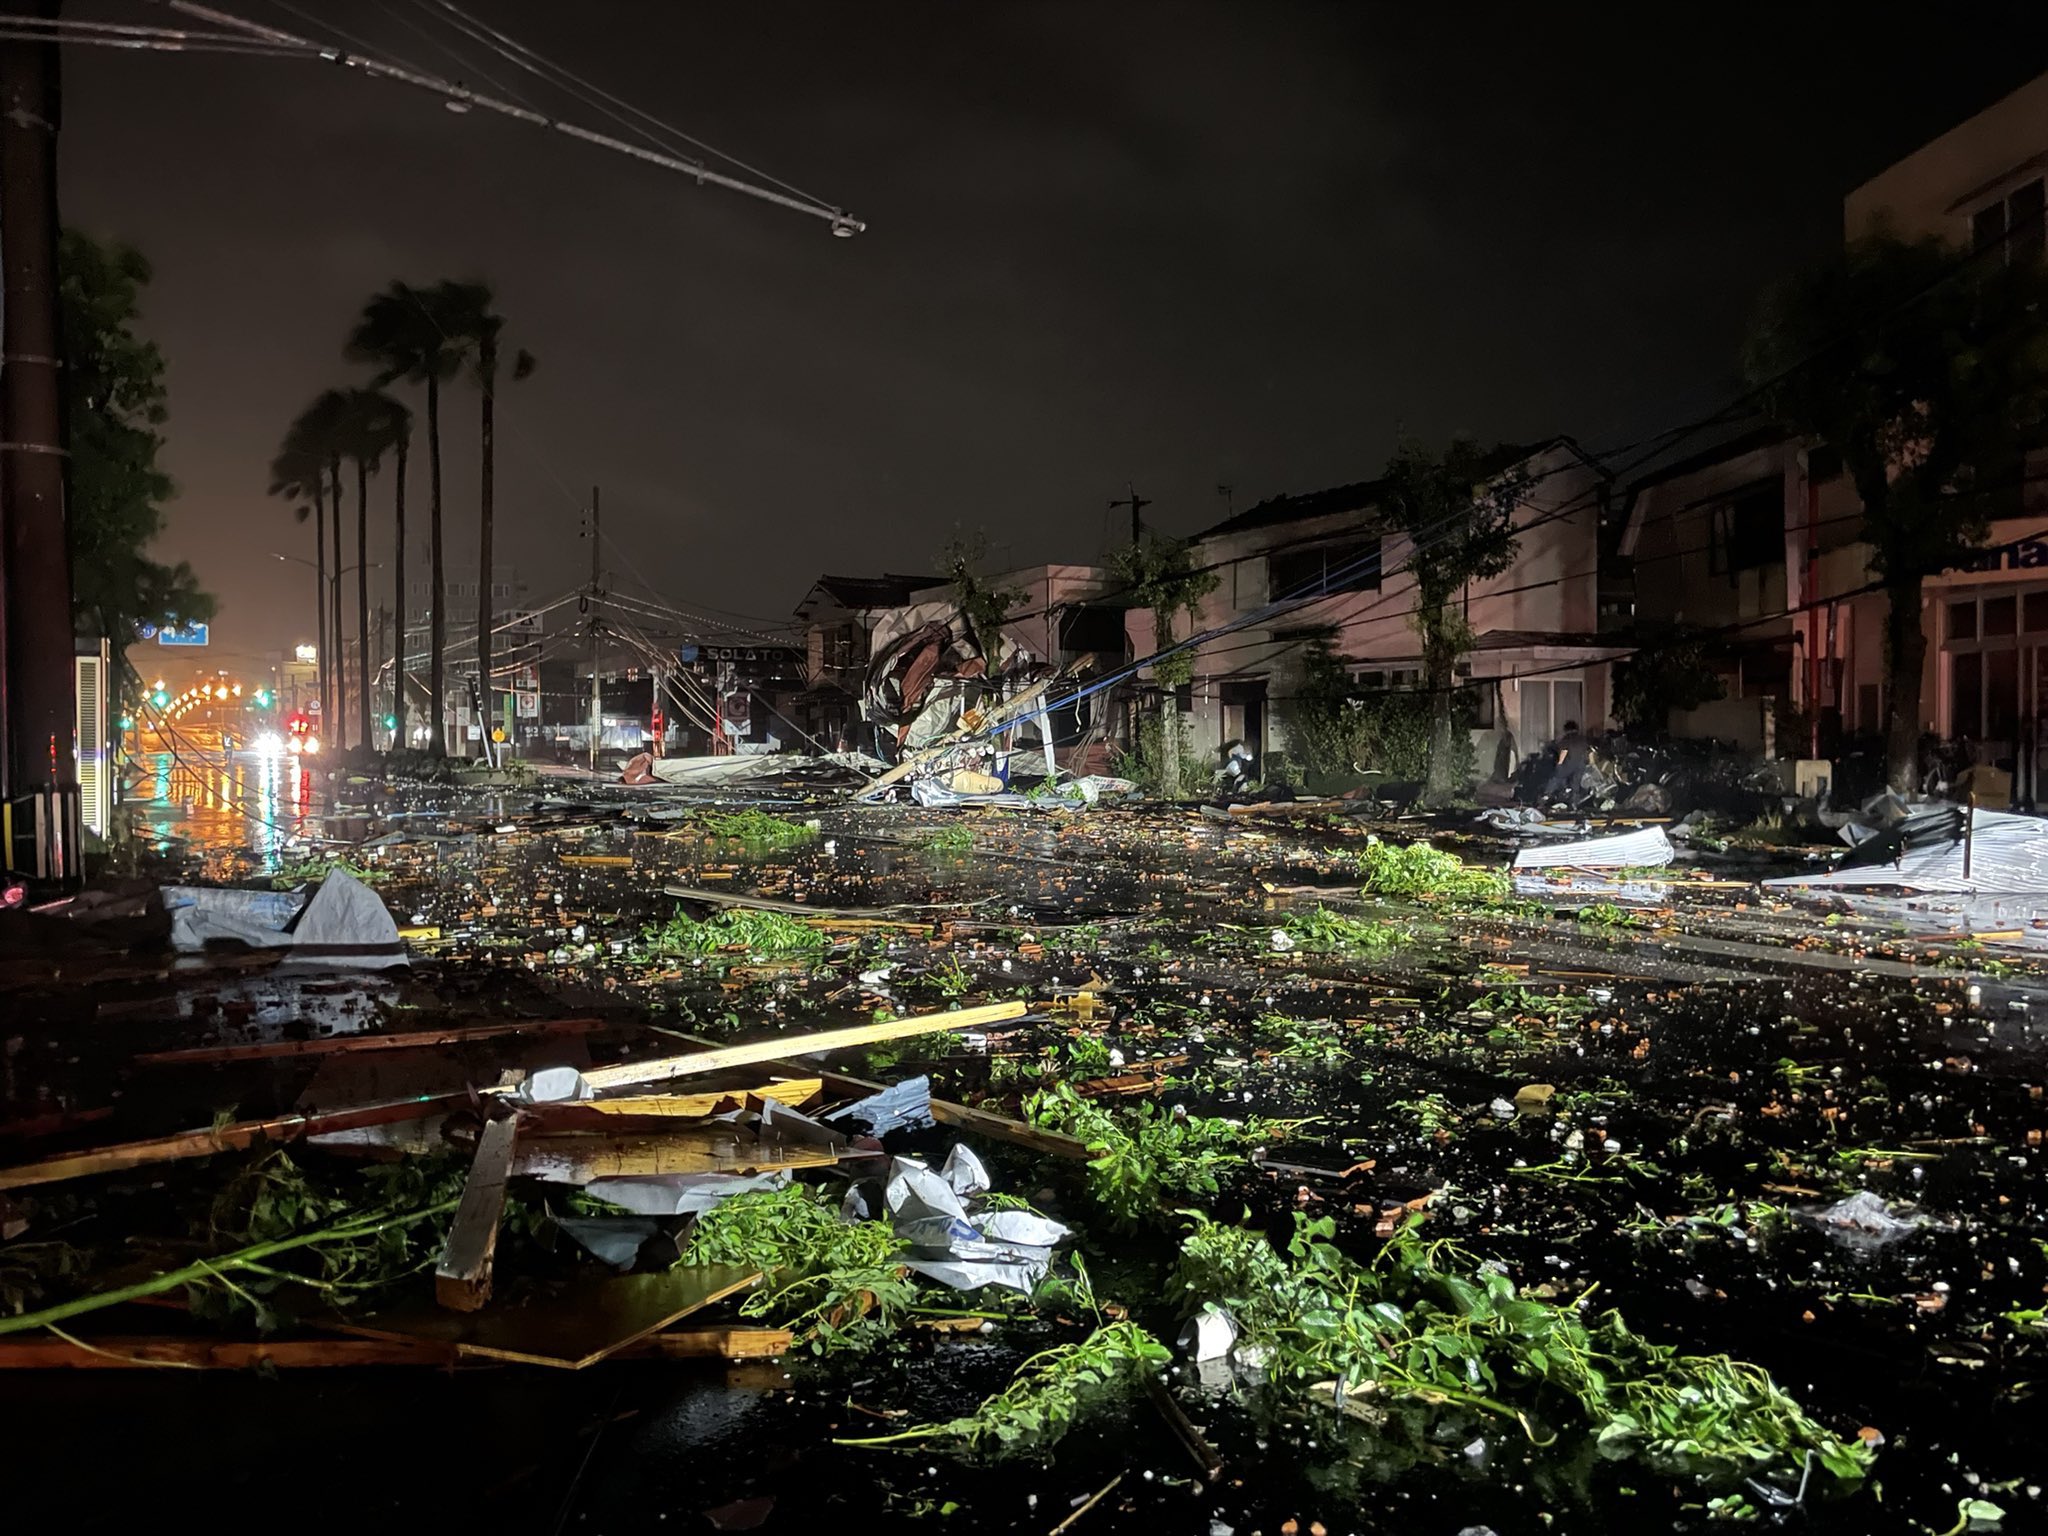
xmin=1845 ymin=71 xmax=2048 ymax=241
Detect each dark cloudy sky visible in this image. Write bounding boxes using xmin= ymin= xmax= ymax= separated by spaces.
xmin=60 ymin=1 xmax=2048 ymax=663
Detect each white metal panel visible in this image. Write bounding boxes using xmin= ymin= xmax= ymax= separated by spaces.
xmin=74 ymin=644 xmax=112 ymax=837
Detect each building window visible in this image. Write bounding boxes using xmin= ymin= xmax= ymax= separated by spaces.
xmin=1972 ymin=177 xmax=2045 ymax=265
xmin=1708 ymin=482 xmax=1781 ymax=576
xmin=1058 ymin=605 xmax=1129 ymax=655
xmin=1269 ymin=536 xmax=1382 ymax=600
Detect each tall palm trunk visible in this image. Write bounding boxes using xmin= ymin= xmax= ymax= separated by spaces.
xmin=355 ymin=457 xmax=371 ymax=755
xmin=312 ymin=485 xmax=328 ymax=723
xmin=475 ymin=335 xmax=496 ymax=763
xmin=328 ymin=457 xmax=344 ymax=748
xmin=426 ymin=373 xmax=446 ymax=757
xmin=391 ymin=436 xmax=408 ymax=750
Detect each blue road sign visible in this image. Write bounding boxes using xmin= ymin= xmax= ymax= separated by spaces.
xmin=157 ymin=622 xmax=210 ymax=647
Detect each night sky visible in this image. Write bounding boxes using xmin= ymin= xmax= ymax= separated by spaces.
xmin=59 ymin=1 xmax=2048 ymax=665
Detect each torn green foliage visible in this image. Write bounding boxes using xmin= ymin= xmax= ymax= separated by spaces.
xmin=641 ymin=907 xmax=828 ymax=962
xmin=1172 ymin=1213 xmax=1873 ymax=1489
xmin=0 ymin=1157 xmax=464 ymax=1339
xmin=917 ymin=825 xmax=977 ymax=854
xmin=270 ymin=855 xmax=384 ymax=889
xmin=836 ymin=1320 xmax=1169 ymax=1454
xmin=1284 ymin=907 xmax=1407 ymax=957
xmin=1356 ymin=838 xmax=1507 ymax=905
xmin=676 ymin=1184 xmax=912 ymax=1352
xmin=1256 ymin=1013 xmax=1352 ymax=1065
xmin=690 ymin=808 xmax=819 ymax=849
xmin=1025 ymin=1083 xmax=1278 ymax=1227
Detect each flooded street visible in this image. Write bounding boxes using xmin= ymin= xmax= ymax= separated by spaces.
xmin=5 ymin=777 xmax=2046 ymax=1536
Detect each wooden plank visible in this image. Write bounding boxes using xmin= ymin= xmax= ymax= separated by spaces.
xmin=339 ymin=1263 xmax=763 ymax=1369
xmin=0 ymin=1335 xmax=464 ymax=1370
xmin=578 ymin=1001 xmax=1026 ymax=1093
xmin=434 ymin=1115 xmax=519 ymax=1312
xmin=629 ymin=1325 xmax=792 ymax=1360
xmin=136 ymin=1017 xmax=611 ymax=1067
xmin=0 ymin=1323 xmax=796 ymax=1370
xmin=515 ymin=1079 xmax=824 ymax=1130
xmin=510 ymin=1130 xmax=841 ymax=1183
xmin=0 ymin=1094 xmax=466 ymax=1191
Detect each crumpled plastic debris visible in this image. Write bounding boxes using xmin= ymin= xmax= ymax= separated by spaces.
xmin=876 ymin=1145 xmax=1068 ymax=1293
xmin=163 ymin=869 xmax=406 ymax=968
xmin=1799 ymin=1189 xmax=1923 ymax=1248
xmin=583 ymin=1168 xmax=790 ymax=1217
xmin=1179 ymin=1305 xmax=1239 ymax=1362
xmin=823 ymin=1074 xmax=935 ymax=1136
xmin=519 ymin=1065 xmax=590 ymax=1103
xmin=553 ymin=1214 xmax=664 ymax=1269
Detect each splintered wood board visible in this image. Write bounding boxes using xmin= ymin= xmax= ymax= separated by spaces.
xmin=578 ymin=1001 xmax=1025 ymax=1092
xmin=511 ymin=1130 xmax=840 ymax=1183
xmin=339 ymin=1264 xmax=763 ymax=1369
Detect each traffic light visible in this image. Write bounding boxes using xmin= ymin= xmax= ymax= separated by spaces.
xmin=382 ymin=714 xmax=396 ymax=731
xmin=151 ymin=689 xmax=169 ymax=708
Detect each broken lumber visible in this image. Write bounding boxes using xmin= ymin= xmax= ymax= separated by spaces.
xmin=434 ymin=1114 xmax=519 ymax=1312
xmin=336 ymin=1262 xmax=763 ymax=1369
xmin=638 ymin=1026 xmax=1092 ymax=1161
xmin=578 ymin=1001 xmax=1026 ymax=1093
xmin=0 ymin=1335 xmax=465 ymax=1370
xmin=510 ymin=1129 xmax=842 ymax=1183
xmin=0 ymin=1094 xmax=468 ymax=1191
xmin=135 ymin=1016 xmax=611 ymax=1067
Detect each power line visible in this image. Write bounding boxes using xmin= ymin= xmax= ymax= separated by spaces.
xmin=151 ymin=1 xmax=867 ymax=232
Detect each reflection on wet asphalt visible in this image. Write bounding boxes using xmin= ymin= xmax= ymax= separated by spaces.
xmin=12 ymin=766 xmax=2048 ymax=1534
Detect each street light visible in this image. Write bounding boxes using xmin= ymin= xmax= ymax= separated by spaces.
xmin=271 ymin=552 xmax=384 ymax=577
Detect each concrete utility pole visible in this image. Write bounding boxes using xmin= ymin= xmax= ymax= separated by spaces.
xmin=586 ymin=484 xmax=600 ymax=773
xmin=0 ymin=0 xmax=81 ymax=883
xmin=1110 ymin=483 xmax=1150 ymax=546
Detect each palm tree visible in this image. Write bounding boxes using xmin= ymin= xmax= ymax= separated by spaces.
xmin=267 ymin=441 xmax=327 ymax=718
xmin=437 ymin=280 xmax=535 ymax=754
xmin=270 ymin=391 xmax=353 ymax=727
xmin=382 ymin=401 xmax=415 ymax=750
xmin=332 ymin=389 xmax=410 ymax=754
xmin=347 ymin=282 xmax=471 ymax=756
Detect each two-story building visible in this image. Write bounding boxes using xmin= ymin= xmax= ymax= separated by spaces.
xmin=1148 ymin=438 xmax=1616 ymax=775
xmin=1844 ymin=70 xmax=2048 ymax=764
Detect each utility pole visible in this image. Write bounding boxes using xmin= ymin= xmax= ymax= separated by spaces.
xmin=1110 ymin=483 xmax=1150 ymax=546
xmin=0 ymin=0 xmax=81 ymax=884
xmin=586 ymin=484 xmax=601 ymax=773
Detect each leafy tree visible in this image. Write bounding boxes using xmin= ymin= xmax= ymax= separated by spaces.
xmin=431 ymin=281 xmax=534 ymax=750
xmin=1284 ymin=638 xmax=1439 ymax=787
xmin=939 ymin=533 xmax=1025 ymax=672
xmin=1612 ymin=622 xmax=1725 ymax=736
xmin=1745 ymin=231 xmax=2048 ymax=791
xmin=58 ymin=231 xmax=212 ymax=700
xmin=1109 ymin=532 xmax=1218 ymax=797
xmin=348 ymin=281 xmax=473 ymax=756
xmin=1379 ymin=437 xmax=1526 ymax=805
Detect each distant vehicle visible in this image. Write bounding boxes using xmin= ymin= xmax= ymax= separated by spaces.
xmin=284 ymin=713 xmax=320 ymax=756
